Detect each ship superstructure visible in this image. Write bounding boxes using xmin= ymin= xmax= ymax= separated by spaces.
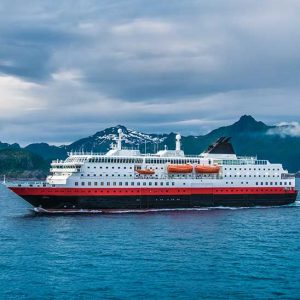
xmin=7 ymin=129 xmax=297 ymax=212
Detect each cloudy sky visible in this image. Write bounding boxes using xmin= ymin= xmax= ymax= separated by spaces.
xmin=0 ymin=0 xmax=299 ymax=145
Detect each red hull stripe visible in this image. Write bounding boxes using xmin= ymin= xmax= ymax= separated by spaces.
xmin=9 ymin=187 xmax=297 ymax=197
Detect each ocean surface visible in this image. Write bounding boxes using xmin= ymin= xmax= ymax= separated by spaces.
xmin=0 ymin=182 xmax=299 ymax=300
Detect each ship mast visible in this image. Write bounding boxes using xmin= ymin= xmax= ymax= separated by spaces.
xmin=117 ymin=129 xmax=123 ymax=150
xmin=176 ymin=134 xmax=181 ymax=152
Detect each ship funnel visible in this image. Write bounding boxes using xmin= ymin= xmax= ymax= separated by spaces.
xmin=176 ymin=134 xmax=181 ymax=151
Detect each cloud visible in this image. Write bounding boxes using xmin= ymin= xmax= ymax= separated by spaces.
xmin=267 ymin=122 xmax=300 ymax=137
xmin=111 ymin=19 xmax=172 ymax=35
xmin=0 ymin=0 xmax=300 ymax=144
xmin=51 ymin=69 xmax=83 ymax=83
xmin=0 ymin=74 xmax=45 ymax=119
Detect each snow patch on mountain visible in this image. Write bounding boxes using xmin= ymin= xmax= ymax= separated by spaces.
xmin=95 ymin=127 xmax=167 ymax=146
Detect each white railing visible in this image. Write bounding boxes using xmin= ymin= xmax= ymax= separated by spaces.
xmin=5 ymin=181 xmax=49 ymax=187
xmin=50 ymin=168 xmax=79 ymax=173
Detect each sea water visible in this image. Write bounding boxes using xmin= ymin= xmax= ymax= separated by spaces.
xmin=0 ymin=181 xmax=299 ymax=299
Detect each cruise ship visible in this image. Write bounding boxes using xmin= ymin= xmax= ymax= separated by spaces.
xmin=6 ymin=129 xmax=297 ymax=212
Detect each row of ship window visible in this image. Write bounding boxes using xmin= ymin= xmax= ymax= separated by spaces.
xmin=87 ymin=157 xmax=203 ymax=164
xmin=85 ymin=166 xmax=281 ymax=172
xmin=75 ymin=181 xmax=177 ymax=187
xmin=144 ymin=158 xmax=202 ymax=164
xmin=222 ymin=181 xmax=291 ymax=186
xmin=218 ymin=160 xmax=268 ymax=165
xmin=74 ymin=181 xmax=292 ymax=187
xmin=81 ymin=174 xmax=219 ymax=178
xmin=87 ymin=166 xmax=133 ymax=170
xmin=83 ymin=174 xmax=133 ymax=177
xmin=87 ymin=166 xmax=166 ymax=170
xmin=88 ymin=158 xmax=143 ymax=163
xmin=255 ymin=182 xmax=291 ymax=186
xmin=224 ymin=167 xmax=280 ymax=171
xmin=224 ymin=175 xmax=280 ymax=178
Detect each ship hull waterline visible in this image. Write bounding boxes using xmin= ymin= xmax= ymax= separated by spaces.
xmin=9 ymin=187 xmax=297 ymax=213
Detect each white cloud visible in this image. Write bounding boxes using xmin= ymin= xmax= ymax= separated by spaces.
xmin=267 ymin=122 xmax=300 ymax=137
xmin=51 ymin=69 xmax=83 ymax=83
xmin=0 ymin=74 xmax=45 ymax=119
xmin=112 ymin=19 xmax=172 ymax=35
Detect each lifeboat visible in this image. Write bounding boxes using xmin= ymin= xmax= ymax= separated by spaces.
xmin=195 ymin=164 xmax=220 ymax=174
xmin=167 ymin=164 xmax=193 ymax=173
xmin=136 ymin=169 xmax=155 ymax=175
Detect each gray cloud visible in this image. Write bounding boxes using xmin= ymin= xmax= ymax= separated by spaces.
xmin=0 ymin=0 xmax=299 ymax=144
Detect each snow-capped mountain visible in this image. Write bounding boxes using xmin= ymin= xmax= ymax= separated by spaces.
xmin=66 ymin=125 xmax=170 ymax=153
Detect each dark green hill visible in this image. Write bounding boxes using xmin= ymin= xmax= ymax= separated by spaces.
xmin=0 ymin=149 xmax=48 ymax=179
xmin=25 ymin=143 xmax=67 ymax=161
xmin=0 ymin=141 xmax=20 ymax=150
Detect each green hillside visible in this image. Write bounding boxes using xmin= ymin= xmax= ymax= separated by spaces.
xmin=0 ymin=149 xmax=48 ymax=179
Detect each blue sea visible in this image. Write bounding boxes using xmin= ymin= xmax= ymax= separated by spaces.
xmin=0 ymin=181 xmax=299 ymax=300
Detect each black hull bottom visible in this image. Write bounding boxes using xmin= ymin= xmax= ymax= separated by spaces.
xmin=20 ymin=193 xmax=297 ymax=211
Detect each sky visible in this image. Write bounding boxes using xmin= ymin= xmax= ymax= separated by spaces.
xmin=0 ymin=0 xmax=299 ymax=145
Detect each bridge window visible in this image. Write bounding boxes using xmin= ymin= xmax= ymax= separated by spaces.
xmin=75 ymin=182 xmax=78 ymax=186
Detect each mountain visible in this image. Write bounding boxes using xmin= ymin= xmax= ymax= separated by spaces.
xmin=66 ymin=125 xmax=169 ymax=154
xmin=63 ymin=116 xmax=272 ymax=154
xmin=25 ymin=143 xmax=67 ymax=161
xmin=1 ymin=115 xmax=300 ymax=178
xmin=0 ymin=149 xmax=48 ymax=179
xmin=62 ymin=115 xmax=299 ymax=172
xmin=0 ymin=141 xmax=20 ymax=150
